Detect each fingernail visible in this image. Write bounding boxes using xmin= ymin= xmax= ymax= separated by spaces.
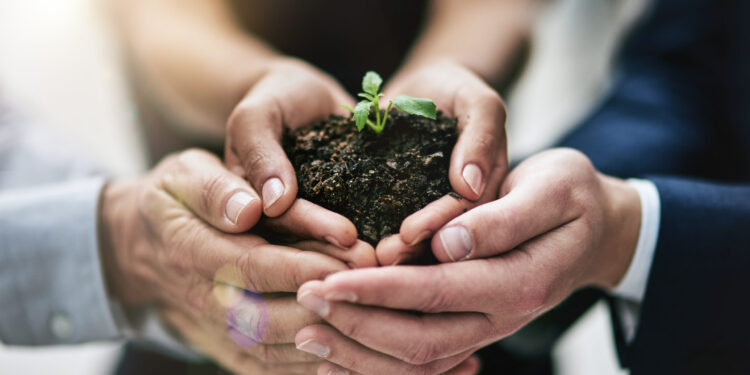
xmin=298 ymin=291 xmax=330 ymax=317
xmin=324 ymin=235 xmax=345 ymax=249
xmin=225 ymin=191 xmax=254 ymax=224
xmin=325 ymin=291 xmax=358 ymax=303
xmin=296 ymin=339 xmax=330 ymax=358
xmin=409 ymin=230 xmax=431 ymax=246
xmin=438 ymin=225 xmax=473 ymax=261
xmin=462 ymin=163 xmax=484 ymax=197
xmin=262 ymin=177 xmax=285 ymax=210
xmin=328 ymin=369 xmax=350 ymax=375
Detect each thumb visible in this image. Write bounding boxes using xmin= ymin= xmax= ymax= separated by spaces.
xmin=159 ymin=149 xmax=262 ymax=233
xmin=431 ymin=183 xmax=576 ymax=262
xmin=226 ymin=97 xmax=298 ymax=217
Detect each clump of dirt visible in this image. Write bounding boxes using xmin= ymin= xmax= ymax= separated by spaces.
xmin=283 ymin=110 xmax=458 ymax=245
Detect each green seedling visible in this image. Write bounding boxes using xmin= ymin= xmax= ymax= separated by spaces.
xmin=342 ymin=71 xmax=437 ymax=135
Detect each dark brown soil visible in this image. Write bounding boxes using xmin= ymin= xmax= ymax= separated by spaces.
xmin=283 ymin=110 xmax=458 ymax=245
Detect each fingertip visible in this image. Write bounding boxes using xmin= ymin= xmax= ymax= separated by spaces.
xmin=346 ymin=240 xmax=378 ymax=268
xmin=262 ymin=176 xmax=298 ymax=217
xmin=375 ymin=235 xmax=424 ymax=266
xmin=227 ymin=191 xmax=263 ymax=232
xmin=324 ymin=219 xmax=358 ymax=249
xmin=432 ymin=225 xmax=473 ymax=263
xmin=297 ymin=280 xmax=325 ymax=300
xmin=399 ymin=194 xmax=467 ymax=245
xmin=448 ymin=355 xmax=481 ymax=375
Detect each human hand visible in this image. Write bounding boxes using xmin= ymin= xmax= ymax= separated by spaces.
xmin=99 ymin=149 xmax=374 ymax=369
xmin=162 ymin=306 xmax=320 ymax=375
xmin=225 ymin=58 xmax=354 ymax=218
xmin=377 ymin=60 xmax=508 ymax=265
xmin=292 ymin=149 xmax=641 ymax=374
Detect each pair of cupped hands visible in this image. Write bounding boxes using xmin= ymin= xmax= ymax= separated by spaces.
xmin=101 ymin=58 xmax=639 ymax=375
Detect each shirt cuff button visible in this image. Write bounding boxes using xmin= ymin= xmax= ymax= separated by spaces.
xmin=49 ymin=312 xmax=74 ymax=340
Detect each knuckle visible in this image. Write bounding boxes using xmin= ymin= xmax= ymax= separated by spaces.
xmin=403 ymin=339 xmax=440 ymax=365
xmin=235 ymin=251 xmax=265 ymax=293
xmin=240 ymin=147 xmax=276 ymax=182
xmin=179 ymin=148 xmax=211 ymax=163
xmin=163 ymin=220 xmax=200 ymax=271
xmin=199 ymin=174 xmax=230 ymax=216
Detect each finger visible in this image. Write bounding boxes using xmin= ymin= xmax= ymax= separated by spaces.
xmin=216 ymin=288 xmax=324 ymax=345
xmin=448 ymin=85 xmax=508 ymax=201
xmin=227 ymin=95 xmax=299 ymax=217
xmin=297 ymin=324 xmax=477 ymax=374
xmin=160 ymin=149 xmax=262 ymax=233
xmin=431 ymin=177 xmax=580 ymax=262
xmin=163 ymin=302 xmax=323 ymax=365
xmin=260 ymin=199 xmax=358 ymax=248
xmin=299 ymin=260 xmax=512 ymax=313
xmin=443 ymin=355 xmax=481 ymax=375
xmin=297 ymin=286 xmax=494 ymax=363
xmin=147 ymin=205 xmax=349 ymax=293
xmin=293 ymin=240 xmax=378 ymax=269
xmin=385 ymin=194 xmax=479 ymax=263
xmin=374 ymin=235 xmax=425 ymax=266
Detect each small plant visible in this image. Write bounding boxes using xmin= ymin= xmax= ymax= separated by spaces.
xmin=343 ymin=71 xmax=436 ymax=135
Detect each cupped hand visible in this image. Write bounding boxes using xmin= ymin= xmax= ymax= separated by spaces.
xmin=377 ymin=60 xmax=508 ymax=265
xmin=225 ymin=58 xmax=354 ymax=218
xmin=100 ymin=149 xmax=375 ymax=369
xmin=291 ymin=149 xmax=641 ymax=374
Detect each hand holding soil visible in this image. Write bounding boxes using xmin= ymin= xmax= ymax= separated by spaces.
xmin=284 ymin=68 xmax=508 ymax=266
xmin=380 ymin=62 xmax=509 ymax=264
xmin=224 ymin=58 xmax=354 ymax=221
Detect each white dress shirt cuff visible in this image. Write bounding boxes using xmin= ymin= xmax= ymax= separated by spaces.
xmin=610 ymin=178 xmax=661 ymax=343
xmin=612 ymin=178 xmax=661 ymax=302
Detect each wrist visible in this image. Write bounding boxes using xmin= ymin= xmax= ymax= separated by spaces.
xmin=597 ymin=174 xmax=642 ymax=290
xmin=98 ymin=180 xmax=149 ymax=306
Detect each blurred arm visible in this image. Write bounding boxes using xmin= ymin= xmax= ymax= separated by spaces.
xmin=0 ymin=115 xmax=121 ymax=345
xmin=113 ymin=0 xmax=279 ymax=143
xmin=398 ymin=0 xmax=541 ymax=85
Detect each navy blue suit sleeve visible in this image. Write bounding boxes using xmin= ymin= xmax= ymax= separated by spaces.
xmin=556 ymin=1 xmax=750 ymax=372
xmin=625 ymin=177 xmax=750 ymax=374
xmin=560 ymin=0 xmax=736 ymax=179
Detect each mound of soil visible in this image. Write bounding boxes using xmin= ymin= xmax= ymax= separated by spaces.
xmin=283 ymin=110 xmax=458 ymax=245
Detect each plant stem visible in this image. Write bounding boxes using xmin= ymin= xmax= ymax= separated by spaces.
xmin=373 ymin=96 xmax=381 ymax=132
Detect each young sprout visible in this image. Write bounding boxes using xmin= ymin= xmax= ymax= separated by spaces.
xmin=342 ymin=71 xmax=437 ymax=135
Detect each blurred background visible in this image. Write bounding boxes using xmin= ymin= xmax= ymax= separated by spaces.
xmin=0 ymin=0 xmax=644 ymax=373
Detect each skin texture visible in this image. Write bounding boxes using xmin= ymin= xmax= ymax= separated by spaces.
xmin=98 ymin=149 xmax=377 ymax=372
xmin=294 ymin=149 xmax=642 ymax=375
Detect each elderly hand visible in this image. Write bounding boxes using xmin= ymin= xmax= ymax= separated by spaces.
xmin=376 ymin=60 xmax=508 ymax=265
xmin=99 ymin=149 xmax=375 ymax=370
xmin=292 ymin=149 xmax=641 ymax=374
xmin=225 ymin=58 xmax=354 ymax=218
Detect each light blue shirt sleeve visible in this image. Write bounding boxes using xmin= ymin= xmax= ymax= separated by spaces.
xmin=0 ymin=178 xmax=122 ymax=344
xmin=0 ymin=107 xmax=123 ymax=345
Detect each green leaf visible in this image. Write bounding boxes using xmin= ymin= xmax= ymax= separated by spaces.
xmin=357 ymin=92 xmax=376 ymax=101
xmin=362 ymin=71 xmax=383 ymax=96
xmin=341 ymin=103 xmax=355 ymax=113
xmin=392 ymin=95 xmax=437 ymax=120
xmin=353 ymin=100 xmax=370 ymax=132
